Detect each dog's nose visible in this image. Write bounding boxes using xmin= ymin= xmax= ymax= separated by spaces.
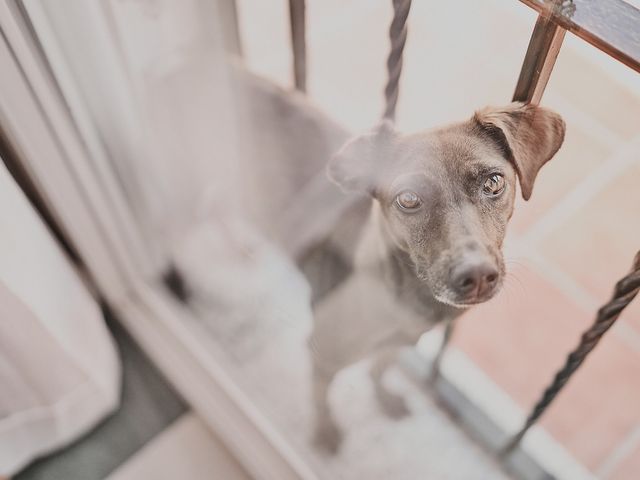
xmin=451 ymin=260 xmax=498 ymax=299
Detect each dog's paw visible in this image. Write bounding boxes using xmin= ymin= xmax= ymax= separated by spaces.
xmin=312 ymin=421 xmax=343 ymax=455
xmin=377 ymin=392 xmax=411 ymax=419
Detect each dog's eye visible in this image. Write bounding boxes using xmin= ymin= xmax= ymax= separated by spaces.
xmin=482 ymin=173 xmax=505 ymax=197
xmin=395 ymin=190 xmax=422 ymax=211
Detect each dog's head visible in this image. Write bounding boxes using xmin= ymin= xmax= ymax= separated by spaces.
xmin=328 ymin=102 xmax=565 ymax=307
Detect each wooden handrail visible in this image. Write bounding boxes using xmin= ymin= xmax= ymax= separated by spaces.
xmin=518 ymin=0 xmax=640 ymax=73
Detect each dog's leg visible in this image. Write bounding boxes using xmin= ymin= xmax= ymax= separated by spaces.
xmin=370 ymin=347 xmax=410 ymax=419
xmin=311 ymin=362 xmax=343 ymax=454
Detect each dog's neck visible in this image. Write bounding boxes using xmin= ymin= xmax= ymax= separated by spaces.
xmin=356 ymin=203 xmax=417 ymax=277
xmin=355 ymin=203 xmax=460 ymax=324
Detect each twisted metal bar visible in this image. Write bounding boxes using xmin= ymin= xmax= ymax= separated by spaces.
xmin=503 ymin=250 xmax=640 ymax=455
xmin=383 ymin=0 xmax=412 ymax=121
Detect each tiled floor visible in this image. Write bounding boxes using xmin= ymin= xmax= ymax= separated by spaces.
xmin=106 ymin=414 xmax=250 ymax=480
xmin=608 ymin=434 xmax=640 ymax=480
xmin=236 ymin=0 xmax=640 ymax=478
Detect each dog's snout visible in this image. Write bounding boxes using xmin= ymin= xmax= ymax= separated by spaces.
xmin=450 ymin=258 xmax=498 ymax=301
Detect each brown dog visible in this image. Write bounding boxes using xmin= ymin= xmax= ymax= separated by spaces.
xmin=306 ymin=102 xmax=565 ymax=452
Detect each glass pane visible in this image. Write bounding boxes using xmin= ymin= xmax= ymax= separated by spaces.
xmin=21 ymin=0 xmax=640 ymax=478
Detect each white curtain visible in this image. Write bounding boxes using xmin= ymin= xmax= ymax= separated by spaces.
xmin=0 ymin=161 xmax=120 ymax=476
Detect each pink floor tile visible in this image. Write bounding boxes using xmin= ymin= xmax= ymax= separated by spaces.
xmin=540 ymin=335 xmax=640 ymax=469
xmin=610 ymin=442 xmax=640 ymax=480
xmin=453 ymin=263 xmax=640 ymax=469
xmin=539 ymin=164 xmax=640 ymax=306
xmin=551 ymin=47 xmax=640 ymax=140
xmin=509 ymin=124 xmax=611 ymax=234
xmin=453 ymin=263 xmax=593 ymax=408
xmin=622 ymin=296 xmax=640 ymax=335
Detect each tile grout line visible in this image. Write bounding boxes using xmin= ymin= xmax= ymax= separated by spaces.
xmin=521 ymin=135 xmax=640 ymax=246
xmin=596 ymin=423 xmax=640 ymax=479
xmin=508 ymin=242 xmax=640 ymax=353
xmin=612 ymin=322 xmax=640 ymax=356
xmin=521 ymin=247 xmax=598 ymax=311
xmin=545 ymin=92 xmax=625 ymax=150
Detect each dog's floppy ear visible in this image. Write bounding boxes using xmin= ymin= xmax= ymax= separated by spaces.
xmin=473 ymin=102 xmax=565 ymax=200
xmin=327 ymin=120 xmax=395 ymax=193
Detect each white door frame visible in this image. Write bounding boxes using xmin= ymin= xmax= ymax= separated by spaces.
xmin=0 ymin=2 xmax=315 ymax=478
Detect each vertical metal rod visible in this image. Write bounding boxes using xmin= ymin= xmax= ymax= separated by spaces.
xmin=288 ymin=0 xmax=307 ymax=92
xmin=512 ymin=6 xmax=566 ymax=105
xmin=218 ymin=0 xmax=243 ymax=56
xmin=431 ymin=318 xmax=455 ymax=382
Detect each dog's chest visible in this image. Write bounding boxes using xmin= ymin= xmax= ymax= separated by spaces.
xmin=382 ymin=267 xmax=447 ymax=341
xmin=310 ymin=269 xmax=438 ymax=369
xmin=309 ymin=208 xmax=454 ymax=369
xmin=353 ymin=227 xmax=448 ymax=340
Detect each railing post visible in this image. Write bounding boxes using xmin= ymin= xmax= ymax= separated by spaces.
xmin=513 ymin=3 xmax=566 ymax=104
xmin=288 ymin=0 xmax=307 ymax=92
xmin=430 ymin=318 xmax=455 ymax=382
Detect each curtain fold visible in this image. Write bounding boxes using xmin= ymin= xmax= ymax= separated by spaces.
xmin=0 ymin=161 xmax=121 ymax=476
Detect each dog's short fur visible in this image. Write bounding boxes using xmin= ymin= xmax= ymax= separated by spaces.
xmin=307 ymin=102 xmax=565 ymax=452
